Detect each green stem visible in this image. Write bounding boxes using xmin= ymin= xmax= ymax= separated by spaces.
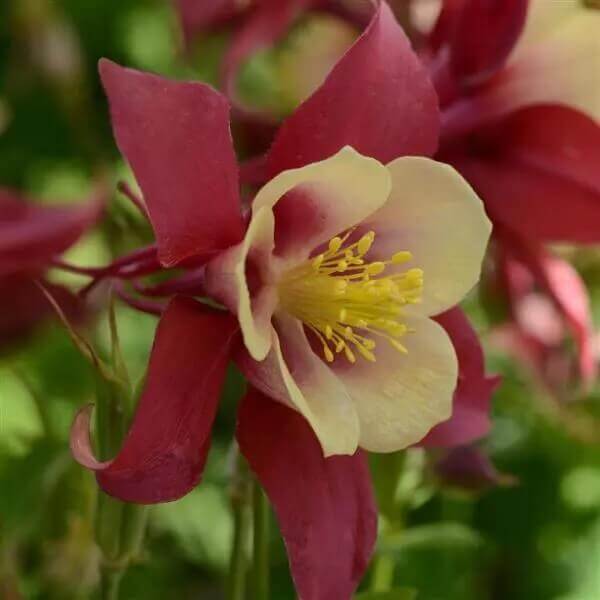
xmin=251 ymin=480 xmax=270 ymax=600
xmin=228 ymin=501 xmax=251 ymax=600
xmin=228 ymin=451 xmax=252 ymax=600
xmin=94 ymin=376 xmax=128 ymax=599
xmin=370 ymin=553 xmax=396 ymax=592
xmin=100 ymin=569 xmax=123 ymax=600
xmin=120 ymin=503 xmax=150 ymax=561
xmin=94 ymin=376 xmax=125 ymax=561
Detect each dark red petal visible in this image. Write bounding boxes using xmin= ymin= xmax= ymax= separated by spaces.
xmin=446 ymin=105 xmax=600 ymax=243
xmin=0 ymin=187 xmax=104 ymax=276
xmin=422 ymin=308 xmax=499 ymax=447
xmin=0 ymin=275 xmax=84 ymax=350
xmin=502 ymin=234 xmax=596 ymax=384
xmin=99 ymin=59 xmax=244 ymax=268
xmin=267 ymin=1 xmax=439 ymax=175
xmin=173 ymin=0 xmax=242 ymax=44
xmin=449 ymin=0 xmax=528 ymax=87
xmin=435 ymin=446 xmax=517 ymax=490
xmin=236 ymin=388 xmax=377 ymax=600
xmin=71 ymin=297 xmax=238 ymax=504
xmin=428 ymin=0 xmax=466 ymax=52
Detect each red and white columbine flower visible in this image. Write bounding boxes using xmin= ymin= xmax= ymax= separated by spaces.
xmin=204 ymin=145 xmax=491 ymax=455
xmin=423 ymin=0 xmax=600 ymax=384
xmin=72 ymin=3 xmax=491 ymax=597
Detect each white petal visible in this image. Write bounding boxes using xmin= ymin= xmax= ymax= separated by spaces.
xmin=252 ymin=146 xmax=392 ymax=264
xmin=363 ymin=157 xmax=491 ymax=317
xmin=237 ymin=314 xmax=360 ymax=457
xmin=517 ymin=0 xmax=586 ymax=48
xmin=484 ymin=1 xmax=600 ymax=124
xmin=333 ymin=316 xmax=458 ymax=452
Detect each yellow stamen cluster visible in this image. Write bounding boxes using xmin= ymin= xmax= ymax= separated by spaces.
xmin=278 ymin=229 xmax=423 ymax=364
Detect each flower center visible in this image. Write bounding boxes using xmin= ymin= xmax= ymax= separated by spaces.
xmin=277 ymin=229 xmax=423 ymax=364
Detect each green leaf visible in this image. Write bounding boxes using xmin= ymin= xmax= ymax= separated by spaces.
xmin=354 ymin=588 xmax=417 ymax=600
xmin=0 ymin=439 xmax=69 ymax=537
xmin=380 ymin=522 xmax=485 ymax=555
xmin=152 ymin=484 xmax=233 ymax=570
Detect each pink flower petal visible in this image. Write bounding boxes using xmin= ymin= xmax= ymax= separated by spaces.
xmin=449 ymin=0 xmax=529 ymax=87
xmin=173 ymin=0 xmax=242 ymax=45
xmin=236 ymin=387 xmax=377 ymax=600
xmin=0 ymin=187 xmax=104 ymax=276
xmin=502 ymin=234 xmax=597 ymax=384
xmin=446 ymin=105 xmax=600 ymax=244
xmin=99 ymin=59 xmax=244 ymax=268
xmin=422 ymin=308 xmax=500 ymax=447
xmin=70 ymin=297 xmax=238 ymax=503
xmin=267 ymin=1 xmax=439 ymax=176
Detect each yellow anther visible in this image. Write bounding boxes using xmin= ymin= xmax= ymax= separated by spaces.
xmin=406 ymin=268 xmax=424 ymax=280
xmin=329 ymin=237 xmax=343 ymax=253
xmin=358 ymin=231 xmax=375 ymax=255
xmin=389 ymin=339 xmax=408 ymax=354
xmin=357 ymin=345 xmax=376 ymax=362
xmin=392 ymin=251 xmax=413 ymax=264
xmin=312 ymin=254 xmax=324 ymax=269
xmin=334 ymin=280 xmax=348 ymax=294
xmin=344 ymin=346 xmax=356 ymax=363
xmin=364 ymin=339 xmax=376 ymax=350
xmin=366 ymin=262 xmax=386 ymax=276
xmin=278 ymin=229 xmax=423 ymax=364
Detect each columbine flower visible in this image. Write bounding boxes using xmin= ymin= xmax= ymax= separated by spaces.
xmin=489 ymin=236 xmax=594 ymax=397
xmin=419 ymin=0 xmax=600 ymax=383
xmin=0 ymin=187 xmax=102 ymax=348
xmin=72 ymin=3 xmax=491 ymax=597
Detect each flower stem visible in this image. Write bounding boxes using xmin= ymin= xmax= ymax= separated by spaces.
xmin=100 ymin=568 xmax=123 ymax=600
xmin=228 ymin=449 xmax=252 ymax=600
xmin=228 ymin=499 xmax=251 ymax=600
xmin=93 ymin=374 xmax=148 ymax=600
xmin=251 ymin=479 xmax=270 ymax=600
xmin=370 ymin=553 xmax=395 ymax=592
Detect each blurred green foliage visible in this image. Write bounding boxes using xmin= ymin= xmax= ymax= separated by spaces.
xmin=2 ymin=1 xmax=600 ymax=599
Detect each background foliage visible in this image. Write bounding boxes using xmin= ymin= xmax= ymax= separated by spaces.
xmin=2 ymin=1 xmax=600 ymax=598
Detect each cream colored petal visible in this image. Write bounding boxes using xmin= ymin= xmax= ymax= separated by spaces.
xmin=488 ymin=2 xmax=600 ymax=124
xmin=332 ymin=315 xmax=458 ymax=452
xmin=362 ymin=157 xmax=491 ymax=317
xmin=237 ymin=314 xmax=360 ymax=457
xmin=516 ymin=0 xmax=585 ymax=48
xmin=204 ymin=206 xmax=277 ymax=361
xmin=252 ymin=146 xmax=392 ymax=264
